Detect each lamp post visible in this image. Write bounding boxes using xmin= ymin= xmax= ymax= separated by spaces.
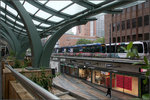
xmin=109 ymin=24 xmax=112 ymax=58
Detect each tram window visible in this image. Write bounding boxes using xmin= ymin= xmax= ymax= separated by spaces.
xmin=147 ymin=42 xmax=150 ymax=53
xmin=106 ymin=46 xmax=110 ymax=53
xmin=111 ymin=45 xmax=115 ymax=53
xmin=86 ymin=46 xmax=91 ymax=52
xmin=66 ymin=48 xmax=70 ymax=52
xmin=73 ymin=47 xmax=80 ymax=53
xmin=101 ymin=45 xmax=106 ymax=53
xmin=94 ymin=45 xmax=100 ymax=52
xmin=143 ymin=42 xmax=148 ymax=53
xmin=58 ymin=48 xmax=63 ymax=53
xmin=133 ymin=44 xmax=143 ymax=53
xmin=82 ymin=47 xmax=85 ymax=52
xmin=63 ymin=48 xmax=67 ymax=53
xmin=117 ymin=45 xmax=126 ymax=53
xmin=90 ymin=46 xmax=95 ymax=53
xmin=83 ymin=46 xmax=90 ymax=52
xmin=107 ymin=45 xmax=115 ymax=53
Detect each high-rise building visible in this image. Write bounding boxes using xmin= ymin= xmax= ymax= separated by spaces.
xmin=105 ymin=0 xmax=150 ymax=44
xmin=76 ymin=14 xmax=105 ymax=38
xmin=95 ymin=14 xmax=105 ymax=37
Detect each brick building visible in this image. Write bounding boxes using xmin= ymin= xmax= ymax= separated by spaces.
xmin=76 ymin=21 xmax=97 ymax=37
xmin=105 ymin=0 xmax=150 ymax=44
xmin=58 ymin=14 xmax=105 ymax=47
xmin=58 ymin=34 xmax=97 ymax=47
xmin=59 ymin=21 xmax=98 ymax=47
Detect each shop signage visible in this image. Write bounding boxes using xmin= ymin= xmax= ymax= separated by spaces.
xmin=105 ymin=64 xmax=113 ymax=68
xmin=84 ymin=62 xmax=91 ymax=65
xmin=60 ymin=58 xmax=66 ymax=62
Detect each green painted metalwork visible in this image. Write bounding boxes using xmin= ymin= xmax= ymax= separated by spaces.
xmin=27 ymin=0 xmax=71 ymax=19
xmin=40 ymin=20 xmax=88 ymax=67
xmin=0 ymin=7 xmax=48 ymax=34
xmin=19 ymin=42 xmax=30 ymax=59
xmin=71 ymin=0 xmax=94 ymax=9
xmin=10 ymin=0 xmax=42 ymax=68
xmin=0 ymin=30 xmax=15 ymax=51
xmin=42 ymin=0 xmax=136 ymax=35
xmin=0 ymin=2 xmax=56 ymax=25
xmin=0 ymin=20 xmax=21 ymax=55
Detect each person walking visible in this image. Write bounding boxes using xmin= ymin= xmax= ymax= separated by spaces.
xmin=106 ymin=87 xmax=111 ymax=98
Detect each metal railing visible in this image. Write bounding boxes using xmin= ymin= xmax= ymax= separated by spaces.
xmin=6 ymin=64 xmax=60 ymax=100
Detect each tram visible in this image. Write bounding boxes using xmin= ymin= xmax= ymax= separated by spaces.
xmin=54 ymin=41 xmax=150 ymax=58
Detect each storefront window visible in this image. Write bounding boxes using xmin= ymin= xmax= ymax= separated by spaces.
xmin=79 ymin=68 xmax=92 ymax=82
xmin=112 ymin=74 xmax=138 ymax=96
xmin=79 ymin=68 xmax=87 ymax=79
xmin=93 ymin=70 xmax=110 ymax=87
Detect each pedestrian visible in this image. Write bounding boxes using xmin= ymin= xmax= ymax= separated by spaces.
xmin=106 ymin=87 xmax=111 ymax=98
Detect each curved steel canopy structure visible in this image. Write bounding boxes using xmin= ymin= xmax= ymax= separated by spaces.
xmin=0 ymin=0 xmax=145 ymax=68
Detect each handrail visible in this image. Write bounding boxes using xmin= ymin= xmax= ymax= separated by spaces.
xmin=6 ymin=64 xmax=60 ymax=100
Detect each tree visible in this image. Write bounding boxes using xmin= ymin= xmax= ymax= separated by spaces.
xmin=76 ymin=39 xmax=93 ymax=45
xmin=93 ymin=37 xmax=105 ymax=43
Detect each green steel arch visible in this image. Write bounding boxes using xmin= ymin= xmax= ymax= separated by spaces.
xmin=9 ymin=0 xmax=43 ymax=68
xmin=40 ymin=20 xmax=88 ymax=67
xmin=0 ymin=30 xmax=15 ymax=51
xmin=0 ymin=20 xmax=21 ymax=55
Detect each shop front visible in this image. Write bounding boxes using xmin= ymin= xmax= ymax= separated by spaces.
xmin=68 ymin=65 xmax=78 ymax=77
xmin=92 ymin=70 xmax=115 ymax=87
xmin=61 ymin=63 xmax=140 ymax=97
xmin=61 ymin=64 xmax=79 ymax=77
xmin=112 ymin=74 xmax=139 ymax=96
xmin=92 ymin=70 xmax=138 ymax=96
xmin=79 ymin=68 xmax=92 ymax=82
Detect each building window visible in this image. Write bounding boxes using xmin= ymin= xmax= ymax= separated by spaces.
xmin=127 ymin=8 xmax=130 ymax=12
xmin=117 ymin=22 xmax=120 ymax=31
xmin=138 ymin=17 xmax=142 ymax=27
xmin=144 ymin=1 xmax=149 ymax=8
xmin=113 ymin=37 xmax=116 ymax=43
xmin=138 ymin=34 xmax=143 ymax=40
xmin=117 ymin=37 xmax=120 ymax=42
xmin=132 ymin=6 xmax=136 ymax=11
xmin=138 ymin=4 xmax=142 ymax=9
xmin=132 ymin=35 xmax=136 ymax=41
xmin=144 ymin=33 xmax=150 ymax=40
xmin=144 ymin=15 xmax=149 ymax=26
xmin=122 ymin=36 xmax=125 ymax=42
xmin=127 ymin=19 xmax=130 ymax=29
xmin=132 ymin=18 xmax=136 ymax=28
xmin=122 ymin=21 xmax=125 ymax=30
xmin=127 ymin=36 xmax=130 ymax=42
xmin=112 ymin=23 xmax=115 ymax=32
xmin=122 ymin=9 xmax=125 ymax=14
